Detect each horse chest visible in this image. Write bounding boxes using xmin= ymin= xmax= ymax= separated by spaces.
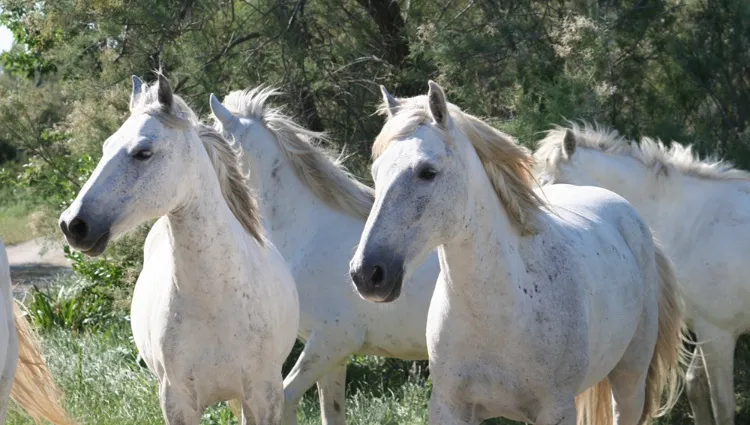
xmin=133 ymin=264 xmax=267 ymax=378
xmin=426 ymin=274 xmax=589 ymax=419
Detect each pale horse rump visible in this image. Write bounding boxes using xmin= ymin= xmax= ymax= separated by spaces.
xmin=535 ymin=122 xmax=750 ymax=425
xmin=209 ymin=87 xmax=440 ymax=425
xmin=349 ymin=81 xmax=687 ymax=425
xmin=0 ymin=238 xmax=76 ymax=425
xmin=59 ymin=74 xmax=299 ymax=425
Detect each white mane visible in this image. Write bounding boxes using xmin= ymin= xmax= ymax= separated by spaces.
xmin=218 ymin=86 xmax=375 ymax=219
xmin=134 ymin=81 xmax=264 ymax=242
xmin=535 ymin=122 xmax=750 ymax=181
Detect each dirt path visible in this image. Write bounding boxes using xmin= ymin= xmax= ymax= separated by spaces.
xmin=7 ymin=237 xmax=72 ymax=298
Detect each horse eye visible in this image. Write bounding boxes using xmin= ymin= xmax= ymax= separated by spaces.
xmin=418 ymin=167 xmax=438 ymax=181
xmin=133 ymin=149 xmax=153 ymax=161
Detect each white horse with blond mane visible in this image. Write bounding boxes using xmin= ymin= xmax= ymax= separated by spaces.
xmin=209 ymin=87 xmax=440 ymax=425
xmin=349 ymin=82 xmax=686 ymax=425
xmin=59 ymin=75 xmax=299 ymax=425
xmin=535 ymin=123 xmax=750 ymax=425
xmin=0 ymin=239 xmax=75 ymax=425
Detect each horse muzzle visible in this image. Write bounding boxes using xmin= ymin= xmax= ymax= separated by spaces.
xmin=59 ymin=208 xmax=112 ymax=257
xmin=349 ymin=249 xmax=405 ymax=303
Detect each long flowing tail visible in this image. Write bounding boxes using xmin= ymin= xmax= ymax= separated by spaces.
xmin=575 ymin=379 xmax=613 ymax=425
xmin=11 ymin=302 xmax=76 ymax=425
xmin=638 ymin=241 xmax=688 ymax=424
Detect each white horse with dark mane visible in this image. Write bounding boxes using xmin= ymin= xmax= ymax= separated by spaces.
xmin=209 ymin=88 xmax=440 ymax=425
xmin=59 ymin=75 xmax=299 ymax=425
xmin=535 ymin=123 xmax=750 ymax=425
xmin=0 ymin=239 xmax=75 ymax=425
xmin=350 ymin=82 xmax=686 ymax=425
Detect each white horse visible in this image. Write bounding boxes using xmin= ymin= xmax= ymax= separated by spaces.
xmin=535 ymin=123 xmax=750 ymax=425
xmin=59 ymin=75 xmax=299 ymax=425
xmin=208 ymin=88 xmax=440 ymax=425
xmin=0 ymin=239 xmax=75 ymax=425
xmin=349 ymin=82 xmax=686 ymax=425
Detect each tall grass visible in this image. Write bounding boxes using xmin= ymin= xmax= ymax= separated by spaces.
xmin=9 ymin=272 xmax=750 ymax=425
xmin=7 ymin=321 xmax=750 ymax=425
xmin=5 ymin=324 xmax=434 ymax=425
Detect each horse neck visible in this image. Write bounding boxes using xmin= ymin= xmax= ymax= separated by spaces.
xmin=167 ymin=155 xmax=252 ymax=308
xmin=242 ymin=133 xmax=356 ymax=254
xmin=438 ymin=149 xmax=526 ymax=312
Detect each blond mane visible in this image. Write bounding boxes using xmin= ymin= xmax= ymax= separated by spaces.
xmin=134 ymin=81 xmax=264 ymax=243
xmin=535 ymin=121 xmax=750 ymax=181
xmin=373 ymin=95 xmax=544 ymax=235
xmin=218 ymin=86 xmax=375 ymax=219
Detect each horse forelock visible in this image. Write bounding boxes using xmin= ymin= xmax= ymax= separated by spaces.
xmin=130 ymin=81 xmax=195 ymax=129
xmin=374 ymin=96 xmax=544 ymax=235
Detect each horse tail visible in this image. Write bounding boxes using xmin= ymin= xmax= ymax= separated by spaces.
xmin=638 ymin=240 xmax=688 ymax=424
xmin=11 ymin=302 xmax=76 ymax=425
xmin=575 ymin=378 xmax=613 ymax=425
xmin=228 ymin=399 xmax=242 ymax=418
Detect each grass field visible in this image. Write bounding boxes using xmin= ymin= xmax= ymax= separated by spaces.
xmin=0 ymin=201 xmax=34 ymax=246
xmin=6 ymin=317 xmax=750 ymax=425
xmin=6 ymin=323 xmax=431 ymax=425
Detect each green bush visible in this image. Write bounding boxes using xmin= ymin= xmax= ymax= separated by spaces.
xmin=25 ymin=230 xmax=150 ymax=332
xmin=26 ymin=279 xmax=122 ymax=332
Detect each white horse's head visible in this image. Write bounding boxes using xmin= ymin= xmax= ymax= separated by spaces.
xmin=208 ymin=88 xmax=280 ymax=182
xmin=59 ymin=75 xmax=204 ymax=256
xmin=209 ymin=88 xmax=374 ymax=219
xmin=533 ymin=123 xmax=631 ymax=188
xmin=349 ymin=81 xmax=540 ymax=302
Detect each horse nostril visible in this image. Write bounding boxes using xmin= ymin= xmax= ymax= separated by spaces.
xmin=68 ymin=217 xmax=89 ymax=239
xmin=371 ymin=265 xmax=386 ymax=288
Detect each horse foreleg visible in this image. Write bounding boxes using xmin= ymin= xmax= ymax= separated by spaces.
xmin=0 ymin=367 xmax=13 ymax=424
xmin=694 ymin=321 xmax=736 ymax=425
xmin=282 ymin=331 xmax=361 ymax=425
xmin=159 ymin=381 xmax=201 ymax=425
xmin=317 ymin=361 xmax=347 ymax=425
xmin=686 ymin=348 xmax=715 ymax=425
xmin=0 ymin=325 xmax=17 ymax=424
xmin=428 ymin=389 xmax=493 ymax=425
xmin=243 ymin=375 xmax=283 ymax=425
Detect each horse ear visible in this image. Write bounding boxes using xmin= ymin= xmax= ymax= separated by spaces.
xmin=427 ymin=80 xmax=450 ymax=128
xmin=563 ymin=128 xmax=577 ymax=158
xmin=157 ymin=74 xmax=173 ymax=109
xmin=210 ymin=93 xmax=235 ymax=128
xmin=380 ymin=85 xmax=400 ymax=117
xmin=130 ymin=75 xmax=143 ymax=110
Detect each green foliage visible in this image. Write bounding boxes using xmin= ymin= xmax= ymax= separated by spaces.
xmin=0 ymin=182 xmax=34 ymax=244
xmin=24 ymin=229 xmax=150 ymax=332
xmin=26 ymin=278 xmax=121 ymax=331
xmin=65 ymin=245 xmax=125 ymax=290
xmin=0 ymin=5 xmax=60 ymax=79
